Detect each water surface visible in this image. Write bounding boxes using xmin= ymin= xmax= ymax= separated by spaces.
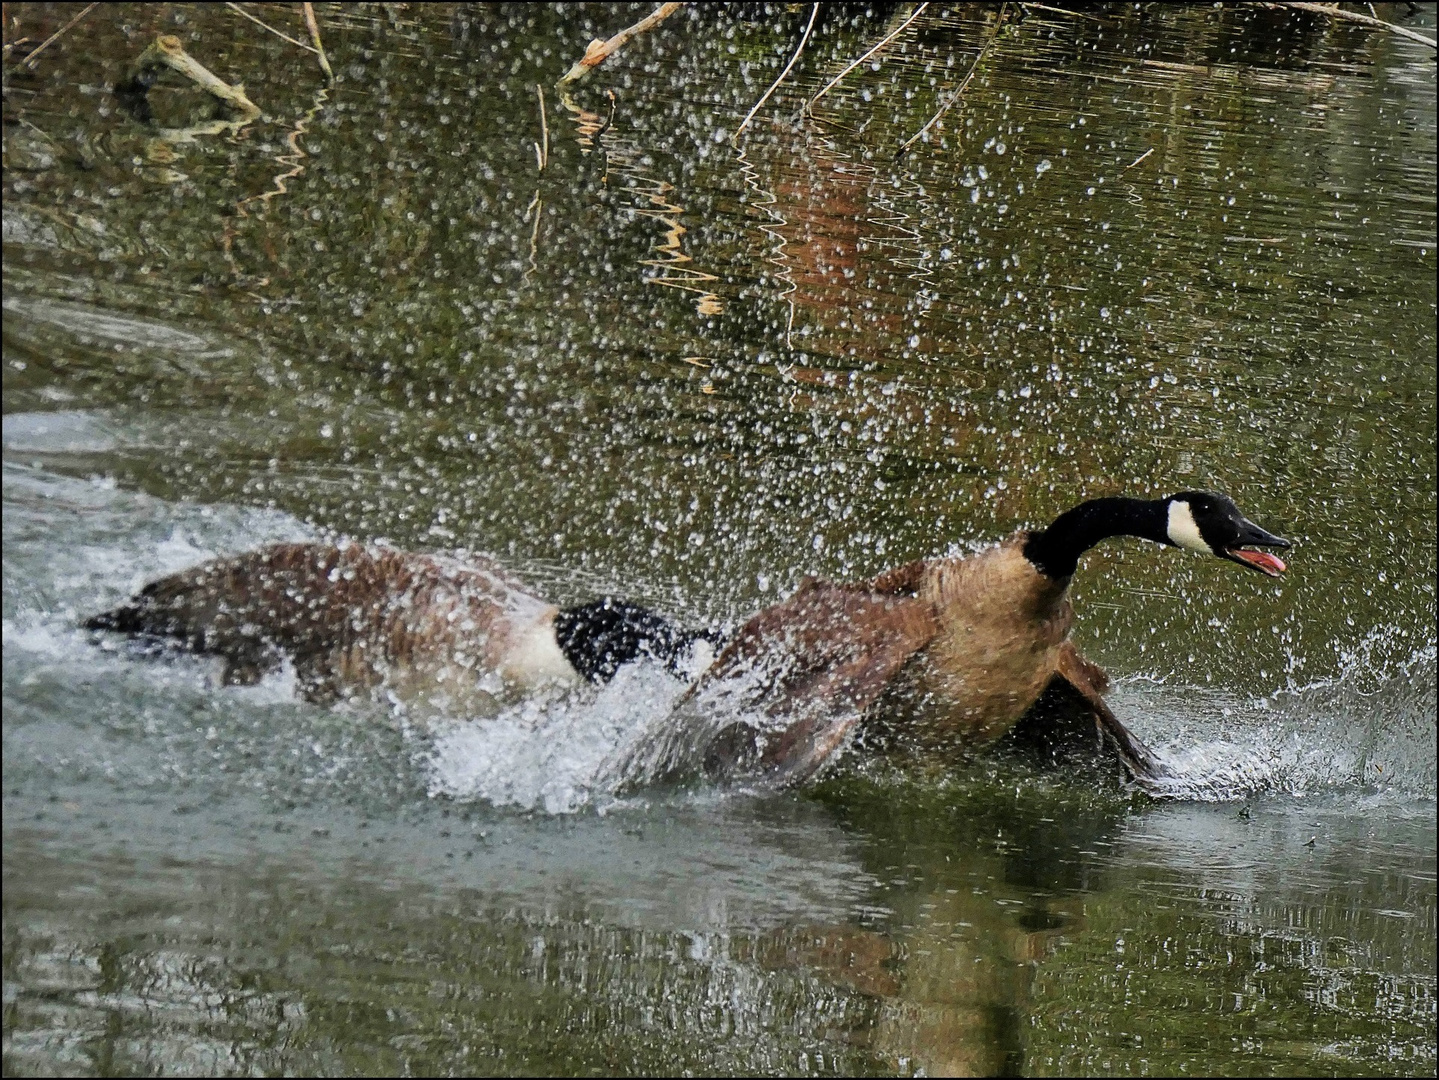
xmin=3 ymin=3 xmax=1435 ymax=1075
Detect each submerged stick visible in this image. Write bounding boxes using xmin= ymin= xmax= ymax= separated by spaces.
xmin=1261 ymin=1 xmax=1436 ymax=50
xmin=733 ymin=2 xmax=819 ymax=141
xmin=896 ymin=3 xmax=1008 ymax=160
xmin=302 ymin=3 xmax=335 ymax=84
xmin=558 ymin=2 xmax=683 ymax=85
xmin=20 ymin=2 xmax=97 ymax=70
xmin=125 ymin=34 xmax=261 ymax=118
xmin=808 ymin=2 xmax=930 ymax=112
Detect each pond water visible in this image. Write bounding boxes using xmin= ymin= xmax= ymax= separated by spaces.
xmin=3 ymin=3 xmax=1434 ymax=1075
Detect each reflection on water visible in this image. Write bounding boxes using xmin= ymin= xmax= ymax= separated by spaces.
xmin=3 ymin=2 xmax=1435 ymax=1075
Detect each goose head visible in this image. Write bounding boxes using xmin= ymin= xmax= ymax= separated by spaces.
xmin=1164 ymin=491 xmax=1291 ymax=577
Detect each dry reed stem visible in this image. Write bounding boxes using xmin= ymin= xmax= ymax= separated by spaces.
xmin=20 ymin=2 xmax=96 ymax=69
xmin=733 ymin=2 xmax=819 ymax=141
xmin=896 ymin=2 xmax=1008 ymax=159
xmin=808 ymin=2 xmax=930 ymax=113
xmin=302 ymin=3 xmax=335 ymax=84
xmin=1262 ymin=2 xmax=1436 ymax=49
xmin=558 ymin=1 xmax=683 ymax=85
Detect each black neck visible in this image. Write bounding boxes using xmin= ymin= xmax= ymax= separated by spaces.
xmin=1021 ymin=497 xmax=1171 ymax=580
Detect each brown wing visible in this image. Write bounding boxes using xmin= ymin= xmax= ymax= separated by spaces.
xmin=617 ymin=578 xmax=937 ymax=789
xmin=994 ymin=642 xmax=1170 ymax=785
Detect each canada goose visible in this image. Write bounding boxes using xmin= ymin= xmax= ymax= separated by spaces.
xmin=614 ymin=491 xmax=1290 ymax=789
xmin=84 ymin=491 xmax=1288 ymax=789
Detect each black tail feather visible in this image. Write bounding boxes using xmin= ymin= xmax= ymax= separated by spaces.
xmin=554 ymin=598 xmax=720 ymax=683
xmin=83 ymin=605 xmax=150 ymax=634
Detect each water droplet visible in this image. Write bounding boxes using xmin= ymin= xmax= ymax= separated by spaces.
xmin=1036 ymin=159 xmax=1052 ymax=175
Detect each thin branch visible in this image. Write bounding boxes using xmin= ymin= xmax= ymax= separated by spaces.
xmin=20 ymin=2 xmax=97 ymax=69
xmin=733 ymin=2 xmax=819 ymax=141
xmin=808 ymin=2 xmax=929 ymax=112
xmin=896 ymin=3 xmax=1008 ymax=159
xmin=1126 ymin=147 xmax=1154 ymax=169
xmin=1262 ymin=2 xmax=1436 ymax=49
xmin=1018 ymin=2 xmax=1107 ymax=23
xmin=224 ymin=3 xmax=315 ymax=52
xmin=535 ymin=83 xmax=549 ymax=171
xmin=302 ymin=3 xmax=335 ymax=84
xmin=558 ymin=2 xmax=683 ymax=85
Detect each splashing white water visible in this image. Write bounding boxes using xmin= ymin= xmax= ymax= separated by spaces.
xmin=425 ymin=660 xmax=693 ymax=814
xmin=1133 ymin=640 xmax=1437 ymax=802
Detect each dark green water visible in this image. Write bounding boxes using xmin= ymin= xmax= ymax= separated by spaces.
xmin=3 ymin=3 xmax=1434 ymax=1075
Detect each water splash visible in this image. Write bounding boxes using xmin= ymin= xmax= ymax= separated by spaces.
xmin=425 ymin=661 xmax=692 ymax=814
xmin=1133 ymin=640 xmax=1437 ymax=802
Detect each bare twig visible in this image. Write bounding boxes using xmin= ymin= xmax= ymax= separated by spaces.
xmin=897 ymin=3 xmax=1008 ymax=159
xmin=1262 ymin=2 xmax=1436 ymax=49
xmin=559 ymin=2 xmax=683 ymax=85
xmin=20 ymin=2 xmax=96 ymax=70
xmin=733 ymin=2 xmax=819 ymax=141
xmin=808 ymin=2 xmax=929 ymax=112
xmin=1126 ymin=147 xmax=1154 ymax=169
xmin=224 ymin=2 xmax=315 ymax=52
xmin=302 ymin=3 xmax=335 ymax=84
xmin=535 ymin=83 xmax=549 ymax=171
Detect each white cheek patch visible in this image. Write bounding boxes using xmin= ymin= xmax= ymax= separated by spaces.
xmin=1167 ymin=500 xmax=1213 ymax=554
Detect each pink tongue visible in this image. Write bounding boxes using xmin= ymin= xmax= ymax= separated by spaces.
xmin=1231 ymin=549 xmax=1286 ymax=576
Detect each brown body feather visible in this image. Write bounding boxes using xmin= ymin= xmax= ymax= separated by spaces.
xmin=86 ymin=543 xmax=576 ymax=705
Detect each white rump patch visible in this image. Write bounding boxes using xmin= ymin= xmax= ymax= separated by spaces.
xmin=1167 ymin=499 xmax=1212 ymax=554
xmin=500 ymin=614 xmax=583 ymax=689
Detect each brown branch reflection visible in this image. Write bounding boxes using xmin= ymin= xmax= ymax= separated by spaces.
xmin=559 ymin=90 xmax=722 ymax=318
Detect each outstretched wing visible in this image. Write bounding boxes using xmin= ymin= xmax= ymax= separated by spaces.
xmin=616 ymin=578 xmax=937 ymax=789
xmin=994 ymin=641 xmax=1171 ymax=785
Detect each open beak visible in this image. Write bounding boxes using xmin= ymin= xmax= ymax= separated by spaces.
xmin=1221 ymin=519 xmax=1291 ymax=578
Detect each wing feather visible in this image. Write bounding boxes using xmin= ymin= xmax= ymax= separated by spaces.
xmin=993 ymin=642 xmax=1171 ymax=785
xmin=615 ymin=578 xmax=937 ymax=788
